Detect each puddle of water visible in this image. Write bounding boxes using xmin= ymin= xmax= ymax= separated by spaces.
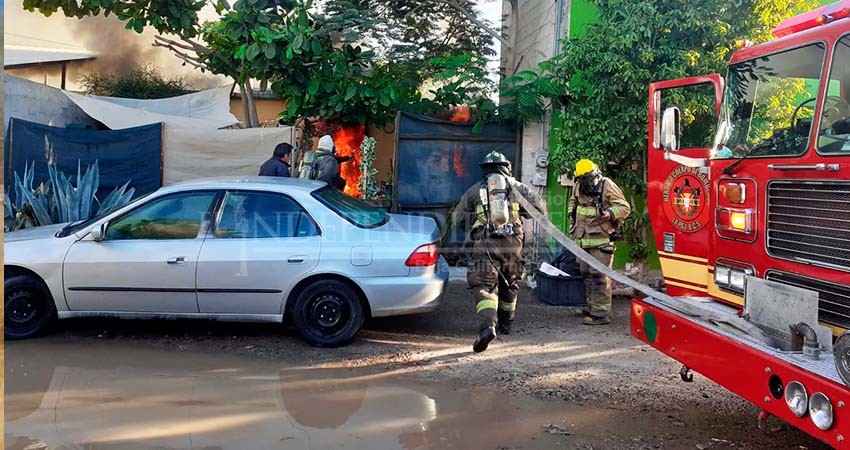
xmin=6 ymin=340 xmax=646 ymax=450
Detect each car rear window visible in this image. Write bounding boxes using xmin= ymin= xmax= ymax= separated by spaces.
xmin=311 ymin=187 xmax=389 ymax=229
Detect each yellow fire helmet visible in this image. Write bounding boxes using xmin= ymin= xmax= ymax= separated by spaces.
xmin=574 ymin=159 xmax=598 ymax=177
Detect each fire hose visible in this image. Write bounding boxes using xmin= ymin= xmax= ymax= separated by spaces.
xmin=511 ymin=193 xmax=779 ymax=349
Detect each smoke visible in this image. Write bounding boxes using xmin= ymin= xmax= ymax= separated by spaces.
xmin=4 ymin=0 xmax=225 ymax=92
xmin=70 ymin=15 xmax=161 ymax=77
xmin=69 ymin=15 xmax=224 ymax=90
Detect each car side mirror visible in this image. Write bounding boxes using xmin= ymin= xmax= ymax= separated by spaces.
xmin=90 ymin=223 xmax=107 ymax=241
xmin=660 ymin=107 xmax=681 ymax=152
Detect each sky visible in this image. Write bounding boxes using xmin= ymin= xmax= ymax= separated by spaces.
xmin=474 ymin=0 xmax=504 ymax=87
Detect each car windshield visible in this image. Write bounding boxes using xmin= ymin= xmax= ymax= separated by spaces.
xmin=311 ymin=186 xmax=389 ymax=229
xmin=712 ymin=43 xmax=826 ymax=159
xmin=55 ymin=192 xmax=155 ymax=238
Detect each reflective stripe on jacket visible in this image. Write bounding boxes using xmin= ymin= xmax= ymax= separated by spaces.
xmin=568 ymin=177 xmax=631 ymax=248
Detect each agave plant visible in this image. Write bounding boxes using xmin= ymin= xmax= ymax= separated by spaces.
xmin=4 ymin=160 xmax=136 ymax=232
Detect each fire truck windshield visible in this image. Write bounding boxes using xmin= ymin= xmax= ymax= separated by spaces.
xmin=712 ymin=42 xmax=827 ymax=160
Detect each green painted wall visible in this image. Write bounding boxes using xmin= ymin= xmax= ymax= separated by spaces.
xmin=547 ymin=0 xmax=662 ymax=270
xmin=568 ymin=0 xmax=599 ymax=38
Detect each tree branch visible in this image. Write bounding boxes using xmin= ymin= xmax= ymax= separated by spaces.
xmin=153 ymin=41 xmax=207 ymax=70
xmin=431 ymin=0 xmax=510 ymax=48
xmin=173 ymin=52 xmax=208 ymax=71
xmin=155 ymin=34 xmax=212 ymax=54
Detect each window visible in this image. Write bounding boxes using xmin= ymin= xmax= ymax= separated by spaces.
xmin=819 ymin=36 xmax=850 ymax=154
xmin=311 ymin=186 xmax=389 ymax=229
xmin=713 ymin=43 xmax=826 ymax=159
xmin=215 ymin=191 xmax=319 ymax=239
xmin=106 ymin=192 xmax=216 ymax=240
xmin=56 ymin=192 xmax=155 ymax=238
xmin=658 ymin=83 xmax=718 ymax=149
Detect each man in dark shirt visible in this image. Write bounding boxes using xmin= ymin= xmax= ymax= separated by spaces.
xmin=258 ymin=143 xmax=293 ymax=177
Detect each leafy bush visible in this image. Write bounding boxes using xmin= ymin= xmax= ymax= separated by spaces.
xmin=547 ymin=0 xmax=815 ymax=192
xmin=80 ymin=66 xmax=190 ymax=99
xmin=538 ymin=0 xmax=813 ymax=263
xmin=358 ymin=136 xmax=380 ymax=201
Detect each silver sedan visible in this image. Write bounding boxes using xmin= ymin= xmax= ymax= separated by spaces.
xmin=4 ymin=177 xmax=448 ymax=347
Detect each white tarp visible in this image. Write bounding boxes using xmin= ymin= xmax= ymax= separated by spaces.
xmin=164 ymin=126 xmax=295 ymax=185
xmin=64 ymin=87 xmax=239 ymax=129
xmin=62 ymin=86 xmax=295 ymax=184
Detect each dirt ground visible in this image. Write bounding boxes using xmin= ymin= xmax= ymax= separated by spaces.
xmin=48 ymin=282 xmax=830 ymax=450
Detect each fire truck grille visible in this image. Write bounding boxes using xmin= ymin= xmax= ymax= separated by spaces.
xmin=766 ymin=181 xmax=850 ymax=271
xmin=765 ymin=271 xmax=850 ymax=330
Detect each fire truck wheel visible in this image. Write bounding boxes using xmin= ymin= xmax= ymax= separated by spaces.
xmin=5 ymin=274 xmax=56 ymax=340
xmin=292 ymin=279 xmax=365 ymax=348
xmin=834 ymin=332 xmax=850 ymax=388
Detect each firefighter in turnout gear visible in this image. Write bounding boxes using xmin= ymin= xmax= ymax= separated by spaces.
xmin=569 ymin=159 xmax=631 ymax=325
xmin=451 ymin=152 xmax=547 ymax=353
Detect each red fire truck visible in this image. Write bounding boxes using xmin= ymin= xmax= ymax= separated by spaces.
xmin=634 ymin=0 xmax=850 ymax=446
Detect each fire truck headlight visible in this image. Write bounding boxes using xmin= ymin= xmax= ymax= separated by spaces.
xmin=714 ymin=262 xmax=753 ymax=294
xmin=729 ymin=269 xmax=746 ymax=292
xmin=809 ymin=392 xmax=834 ymax=430
xmin=785 ymin=381 xmax=808 ymax=418
xmin=714 ymin=266 xmax=731 ymax=286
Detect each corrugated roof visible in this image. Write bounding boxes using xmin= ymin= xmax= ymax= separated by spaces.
xmin=4 ymin=45 xmax=96 ymax=68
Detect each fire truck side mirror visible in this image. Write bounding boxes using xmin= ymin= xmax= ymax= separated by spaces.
xmin=660 ymin=107 xmax=681 ymax=152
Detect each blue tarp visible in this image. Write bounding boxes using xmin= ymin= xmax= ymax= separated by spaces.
xmin=5 ymin=118 xmax=163 ymax=200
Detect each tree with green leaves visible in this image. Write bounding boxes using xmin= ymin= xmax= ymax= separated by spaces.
xmin=23 ymin=0 xmax=510 ymax=131
xmin=548 ymin=0 xmax=815 ymax=190
xmin=545 ymin=0 xmax=814 ymax=260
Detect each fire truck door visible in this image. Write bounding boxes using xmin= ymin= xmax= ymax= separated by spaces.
xmin=647 ymin=74 xmax=723 ymax=297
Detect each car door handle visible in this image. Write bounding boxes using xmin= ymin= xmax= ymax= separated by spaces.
xmin=166 ymin=257 xmax=187 ymax=265
xmin=287 ymin=256 xmax=306 ymax=264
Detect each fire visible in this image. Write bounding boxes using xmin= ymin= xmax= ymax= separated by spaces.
xmin=332 ymin=125 xmax=366 ymax=197
xmin=453 ymin=145 xmax=468 ymax=177
xmin=449 ymin=106 xmax=471 ymax=123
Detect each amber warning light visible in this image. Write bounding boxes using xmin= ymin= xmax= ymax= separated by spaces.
xmin=772 ymin=0 xmax=850 ymax=37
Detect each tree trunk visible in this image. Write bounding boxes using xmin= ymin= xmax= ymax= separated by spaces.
xmin=245 ymin=83 xmax=260 ymax=128
xmin=239 ymin=82 xmax=252 ymax=128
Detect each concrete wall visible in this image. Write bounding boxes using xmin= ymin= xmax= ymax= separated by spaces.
xmin=229 ymin=97 xmax=286 ymax=126
xmin=501 ymin=0 xmax=567 ymax=184
xmin=3 ymin=75 xmax=101 ymax=130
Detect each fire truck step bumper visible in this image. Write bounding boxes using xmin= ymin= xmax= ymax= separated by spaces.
xmin=631 ymin=296 xmax=849 ymax=448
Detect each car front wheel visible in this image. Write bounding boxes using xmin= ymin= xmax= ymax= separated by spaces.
xmin=292 ymin=279 xmax=365 ymax=347
xmin=5 ymin=274 xmax=55 ymax=340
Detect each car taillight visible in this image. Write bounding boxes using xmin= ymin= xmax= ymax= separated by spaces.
xmin=406 ymin=243 xmax=439 ymax=267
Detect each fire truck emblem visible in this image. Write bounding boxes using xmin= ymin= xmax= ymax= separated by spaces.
xmin=662 ymin=166 xmax=710 ymax=233
xmin=673 ymin=179 xmax=701 ymax=218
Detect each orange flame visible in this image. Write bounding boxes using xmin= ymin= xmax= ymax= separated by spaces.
xmin=449 ymin=106 xmax=471 ymax=123
xmin=332 ymin=125 xmax=366 ymax=197
xmin=453 ymin=145 xmax=468 ymax=177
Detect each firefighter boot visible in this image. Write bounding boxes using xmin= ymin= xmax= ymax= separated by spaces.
xmin=574 ymin=307 xmax=591 ymax=317
xmin=473 ymin=325 xmax=497 ymax=353
xmin=583 ymin=315 xmax=611 ymax=326
xmin=497 ymin=310 xmax=513 ymax=335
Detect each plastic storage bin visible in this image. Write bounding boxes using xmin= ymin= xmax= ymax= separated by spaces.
xmin=535 ymin=270 xmax=587 ymax=306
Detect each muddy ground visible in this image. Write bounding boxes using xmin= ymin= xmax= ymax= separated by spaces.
xmin=44 ymin=282 xmax=829 ymax=450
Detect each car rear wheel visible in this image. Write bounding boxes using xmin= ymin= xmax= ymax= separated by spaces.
xmin=5 ymin=274 xmax=55 ymax=340
xmin=292 ymin=279 xmax=364 ymax=347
